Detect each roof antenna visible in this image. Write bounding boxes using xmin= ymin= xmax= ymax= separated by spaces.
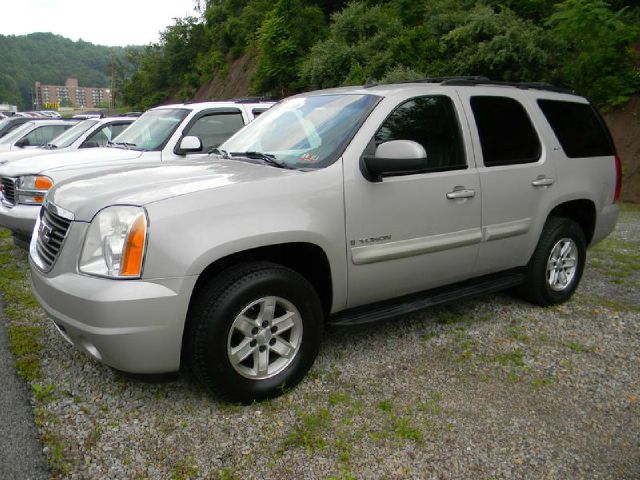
xmin=363 ymin=77 xmax=378 ymax=88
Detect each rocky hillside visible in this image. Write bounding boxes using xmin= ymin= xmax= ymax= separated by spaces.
xmin=604 ymin=95 xmax=640 ymax=203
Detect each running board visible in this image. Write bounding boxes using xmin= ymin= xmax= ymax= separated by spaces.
xmin=329 ymin=271 xmax=525 ymax=327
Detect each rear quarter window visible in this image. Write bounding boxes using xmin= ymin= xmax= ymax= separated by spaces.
xmin=537 ymin=99 xmax=614 ymax=158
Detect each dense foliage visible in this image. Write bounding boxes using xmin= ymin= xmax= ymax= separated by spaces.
xmin=0 ymin=33 xmax=137 ymax=109
xmin=120 ymin=0 xmax=640 ymax=109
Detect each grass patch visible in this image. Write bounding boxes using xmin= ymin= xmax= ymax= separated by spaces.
xmin=377 ymin=400 xmax=393 ymax=413
xmin=0 ymin=228 xmax=74 ymax=474
xmin=482 ymin=349 xmax=526 ymax=367
xmin=393 ymin=416 xmax=424 ymax=444
xmin=564 ymin=340 xmax=595 ymax=353
xmin=283 ymin=407 xmax=331 ymax=452
xmin=170 ymin=455 xmax=200 ymax=480
xmin=620 ymin=202 xmax=640 ymax=213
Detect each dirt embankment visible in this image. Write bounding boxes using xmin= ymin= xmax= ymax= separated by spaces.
xmin=192 ymin=55 xmax=257 ymax=101
xmin=604 ymin=95 xmax=640 ymax=203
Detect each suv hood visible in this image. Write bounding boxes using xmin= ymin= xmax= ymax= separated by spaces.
xmin=0 ymin=147 xmax=145 ymax=177
xmin=48 ymin=159 xmax=300 ymax=221
xmin=0 ymin=147 xmax=58 ymax=165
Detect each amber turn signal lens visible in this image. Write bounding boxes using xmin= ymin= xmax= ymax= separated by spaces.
xmin=34 ymin=176 xmax=53 ymax=190
xmin=120 ymin=214 xmax=147 ymax=277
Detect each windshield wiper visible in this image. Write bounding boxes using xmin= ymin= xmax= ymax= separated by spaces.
xmin=208 ymin=147 xmax=229 ymax=158
xmin=229 ymin=151 xmax=293 ymax=169
xmin=108 ymin=141 xmax=137 ymax=149
xmin=43 ymin=143 xmax=58 ymax=150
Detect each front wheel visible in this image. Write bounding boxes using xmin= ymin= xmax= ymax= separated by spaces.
xmin=518 ymin=217 xmax=586 ymax=306
xmin=186 ymin=262 xmax=323 ymax=403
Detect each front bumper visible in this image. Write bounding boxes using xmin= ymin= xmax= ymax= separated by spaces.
xmin=0 ymin=201 xmax=39 ymax=236
xmin=29 ymin=222 xmax=198 ymax=373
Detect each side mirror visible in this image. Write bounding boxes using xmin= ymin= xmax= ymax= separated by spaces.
xmin=175 ymin=135 xmax=202 ymax=155
xmin=80 ymin=141 xmax=100 ymax=148
xmin=362 ymin=140 xmax=428 ymax=182
xmin=15 ymin=137 xmax=30 ymax=148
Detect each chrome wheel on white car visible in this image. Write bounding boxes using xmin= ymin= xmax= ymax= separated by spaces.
xmin=546 ymin=238 xmax=578 ymax=291
xmin=227 ymin=296 xmax=303 ymax=380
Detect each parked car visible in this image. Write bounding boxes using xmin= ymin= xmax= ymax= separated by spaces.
xmin=0 ymin=119 xmax=77 ymax=153
xmin=0 ymin=116 xmax=51 ymax=140
xmin=28 ymin=79 xmax=620 ymax=402
xmin=0 ymin=117 xmax=135 ymax=166
xmin=40 ymin=110 xmax=62 ymax=118
xmin=0 ymin=100 xmax=273 ymax=246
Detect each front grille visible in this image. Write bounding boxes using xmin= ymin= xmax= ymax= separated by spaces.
xmin=0 ymin=177 xmax=16 ymax=205
xmin=35 ymin=205 xmax=72 ymax=271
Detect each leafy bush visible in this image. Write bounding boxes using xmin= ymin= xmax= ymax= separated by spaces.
xmin=546 ymin=0 xmax=640 ymax=106
xmin=119 ymin=0 xmax=640 ymax=109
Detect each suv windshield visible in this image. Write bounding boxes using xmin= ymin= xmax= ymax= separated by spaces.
xmin=48 ymin=119 xmax=98 ymax=148
xmin=111 ymin=108 xmax=189 ymax=151
xmin=219 ymin=94 xmax=379 ymax=169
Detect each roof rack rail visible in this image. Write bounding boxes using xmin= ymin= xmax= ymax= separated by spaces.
xmin=364 ymin=76 xmax=491 ymax=88
xmin=440 ymin=77 xmax=573 ymax=94
xmin=229 ymin=97 xmax=275 ymax=104
xmin=366 ymin=76 xmax=573 ymax=94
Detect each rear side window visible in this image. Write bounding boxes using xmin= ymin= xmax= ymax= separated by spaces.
xmin=470 ymin=96 xmax=541 ymax=167
xmin=537 ymin=100 xmax=614 ymax=158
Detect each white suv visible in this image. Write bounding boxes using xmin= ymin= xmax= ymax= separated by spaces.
xmin=0 ymin=99 xmax=273 ymax=246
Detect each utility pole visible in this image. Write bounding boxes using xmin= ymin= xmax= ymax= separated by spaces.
xmin=110 ymin=51 xmax=116 ymax=110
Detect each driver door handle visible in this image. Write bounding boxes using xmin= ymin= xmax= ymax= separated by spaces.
xmin=446 ymin=188 xmax=476 ymax=200
xmin=531 ymin=177 xmax=555 ymax=187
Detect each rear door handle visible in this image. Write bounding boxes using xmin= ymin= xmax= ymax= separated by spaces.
xmin=531 ymin=177 xmax=555 ymax=187
xmin=446 ymin=188 xmax=476 ymax=200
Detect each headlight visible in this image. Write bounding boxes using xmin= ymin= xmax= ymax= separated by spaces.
xmin=79 ymin=206 xmax=148 ymax=278
xmin=16 ymin=175 xmax=53 ymax=205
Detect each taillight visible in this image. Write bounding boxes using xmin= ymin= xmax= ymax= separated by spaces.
xmin=614 ymin=155 xmax=622 ymax=203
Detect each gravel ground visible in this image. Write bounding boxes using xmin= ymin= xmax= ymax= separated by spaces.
xmin=1 ymin=207 xmax=639 ymax=479
xmin=0 ymin=302 xmax=49 ymax=480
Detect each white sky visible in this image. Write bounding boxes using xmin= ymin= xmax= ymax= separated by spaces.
xmin=1 ymin=0 xmax=198 ymax=46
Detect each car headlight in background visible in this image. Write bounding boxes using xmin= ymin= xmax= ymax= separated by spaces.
xmin=79 ymin=206 xmax=148 ymax=278
xmin=16 ymin=175 xmax=54 ymax=205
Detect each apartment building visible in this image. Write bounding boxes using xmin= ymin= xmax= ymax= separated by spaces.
xmin=35 ymin=78 xmax=112 ymax=109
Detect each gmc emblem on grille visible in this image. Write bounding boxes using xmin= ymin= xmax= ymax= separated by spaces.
xmin=39 ymin=218 xmax=53 ymax=244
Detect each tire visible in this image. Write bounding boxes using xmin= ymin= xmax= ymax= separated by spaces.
xmin=186 ymin=261 xmax=323 ymax=403
xmin=12 ymin=234 xmax=30 ymax=251
xmin=518 ymin=217 xmax=586 ymax=306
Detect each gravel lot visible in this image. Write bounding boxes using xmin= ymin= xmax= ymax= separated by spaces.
xmin=1 ymin=206 xmax=639 ymax=479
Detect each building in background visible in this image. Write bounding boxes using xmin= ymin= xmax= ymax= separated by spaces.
xmin=34 ymin=78 xmax=111 ymax=110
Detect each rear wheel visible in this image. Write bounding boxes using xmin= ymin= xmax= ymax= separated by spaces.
xmin=186 ymin=262 xmax=323 ymax=403
xmin=518 ymin=217 xmax=586 ymax=306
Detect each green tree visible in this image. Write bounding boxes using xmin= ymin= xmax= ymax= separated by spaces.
xmin=547 ymin=0 xmax=640 ymax=105
xmin=251 ymin=0 xmax=326 ymax=95
xmin=300 ymin=2 xmax=403 ymax=88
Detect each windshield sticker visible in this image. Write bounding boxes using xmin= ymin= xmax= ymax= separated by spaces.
xmin=299 ymin=153 xmax=319 ymax=163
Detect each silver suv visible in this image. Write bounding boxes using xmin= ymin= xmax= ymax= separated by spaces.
xmin=29 ymin=79 xmax=620 ymax=402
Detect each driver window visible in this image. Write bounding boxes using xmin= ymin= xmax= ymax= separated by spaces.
xmin=184 ymin=112 xmax=245 ymax=152
xmin=375 ymin=96 xmax=466 ymax=171
xmin=84 ymin=124 xmax=113 ymax=147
